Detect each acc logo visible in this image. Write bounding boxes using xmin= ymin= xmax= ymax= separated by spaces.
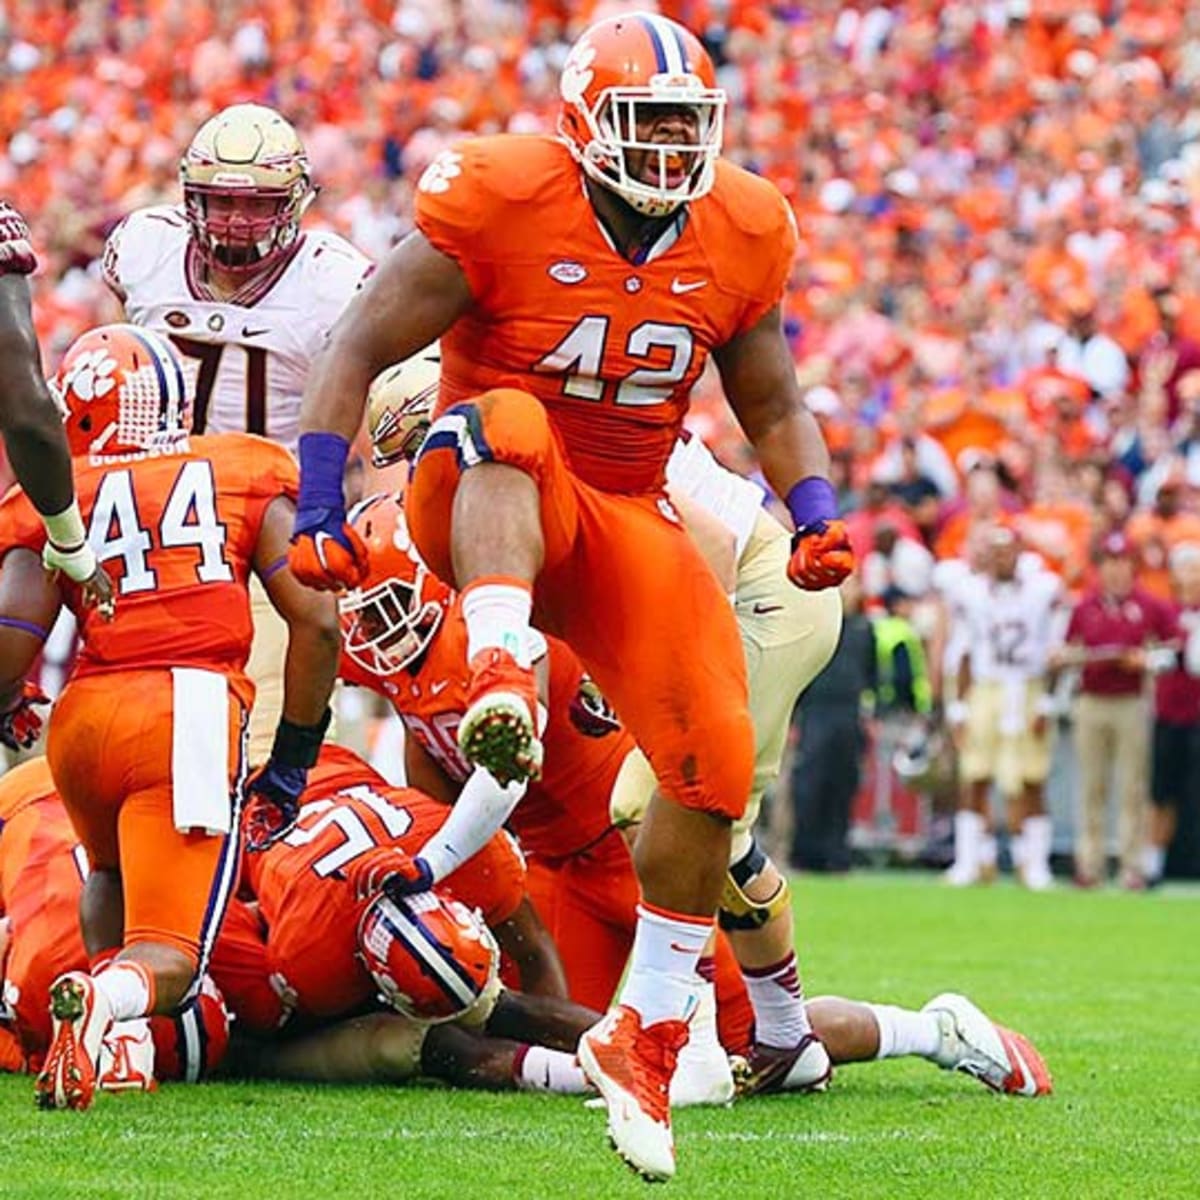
xmin=548 ymin=260 xmax=587 ymax=285
xmin=61 ymin=349 xmax=118 ymax=401
xmin=164 ymin=310 xmax=190 ymax=329
xmin=418 ymin=150 xmax=464 ymax=195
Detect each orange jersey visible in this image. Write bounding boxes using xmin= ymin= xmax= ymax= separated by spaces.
xmin=416 ymin=134 xmax=795 ymax=493
xmin=0 ymin=759 xmax=88 ymax=1057
xmin=0 ymin=433 xmax=296 ymax=704
xmin=342 ymin=602 xmax=631 ymax=859
xmin=242 ymin=746 xmax=524 ymax=1021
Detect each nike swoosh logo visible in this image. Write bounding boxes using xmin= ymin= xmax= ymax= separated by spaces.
xmin=242 ymin=325 xmax=270 ymax=338
xmin=753 ymin=603 xmax=784 ymax=615
xmin=671 ymin=278 xmax=707 ymax=294
xmin=430 ymin=680 xmax=449 ymax=696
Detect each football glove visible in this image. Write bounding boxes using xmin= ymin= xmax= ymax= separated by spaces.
xmin=787 ymin=518 xmax=854 ymax=590
xmin=243 ymin=708 xmax=332 ymax=852
xmin=0 ymin=681 xmax=49 ymax=752
xmin=288 ymin=431 xmax=369 ymax=591
xmin=243 ymin=762 xmax=307 ymax=853
xmin=345 ymin=846 xmax=434 ymax=902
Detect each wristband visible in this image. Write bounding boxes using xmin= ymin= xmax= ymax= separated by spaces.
xmin=1034 ymin=693 xmax=1057 ymax=718
xmin=946 ymin=700 xmax=968 ymax=725
xmin=42 ymin=500 xmax=87 ymax=549
xmin=785 ymin=477 xmax=837 ymax=530
xmin=43 ymin=539 xmax=100 ymax=584
xmin=269 ymin=708 xmax=333 ymax=770
xmin=297 ymin=432 xmax=351 ymax=511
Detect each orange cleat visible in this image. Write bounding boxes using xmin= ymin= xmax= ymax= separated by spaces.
xmin=578 ymin=1005 xmax=690 ymax=1182
xmin=457 ymin=647 xmax=543 ymax=786
xmin=35 ymin=973 xmax=113 ymax=1112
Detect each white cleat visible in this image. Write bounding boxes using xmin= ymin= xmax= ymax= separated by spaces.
xmin=98 ymin=1017 xmax=157 ymax=1094
xmin=578 ymin=1005 xmax=689 ymax=1182
xmin=944 ymin=861 xmax=981 ymax=888
xmin=732 ymin=1032 xmax=832 ymax=1096
xmin=669 ymin=983 xmax=733 ymax=1107
xmin=922 ymin=992 xmax=1053 ymax=1097
xmin=35 ymin=972 xmax=113 ymax=1111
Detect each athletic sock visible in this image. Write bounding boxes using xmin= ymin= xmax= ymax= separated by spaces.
xmin=867 ymin=1004 xmax=943 ymax=1060
xmin=617 ymin=902 xmax=711 ymax=1027
xmin=952 ymin=810 xmax=983 ymax=875
xmin=1143 ymin=845 xmax=1166 ymax=881
xmin=979 ymin=832 xmax=998 ymax=872
xmin=93 ymin=962 xmax=155 ymax=1022
xmin=461 ymin=577 xmax=533 ymax=667
xmin=742 ymin=951 xmax=812 ymax=1049
xmin=513 ymin=1045 xmax=590 ymax=1094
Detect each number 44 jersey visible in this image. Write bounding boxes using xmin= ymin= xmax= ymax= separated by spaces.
xmin=0 ymin=434 xmax=296 ymax=708
xmin=416 ymin=135 xmax=797 ymax=494
xmin=102 ymin=206 xmax=372 ymax=451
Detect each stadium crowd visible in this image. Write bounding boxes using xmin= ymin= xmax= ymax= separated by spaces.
xmin=3 ymin=0 xmax=1200 ymax=886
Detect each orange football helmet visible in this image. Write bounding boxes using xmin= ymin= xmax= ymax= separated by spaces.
xmin=339 ymin=491 xmax=452 ymax=675
xmin=52 ymin=324 xmax=190 ymax=457
xmin=147 ymin=975 xmax=231 ymax=1082
xmin=557 ymin=12 xmax=725 ymax=217
xmin=357 ymin=890 xmax=499 ymax=1024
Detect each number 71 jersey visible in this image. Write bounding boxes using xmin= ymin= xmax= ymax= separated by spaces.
xmin=416 ymin=135 xmax=797 ymax=493
xmin=102 ymin=206 xmax=372 ymax=452
xmin=0 ymin=433 xmax=296 ymax=706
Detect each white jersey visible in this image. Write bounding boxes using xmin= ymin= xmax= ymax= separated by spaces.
xmin=103 ymin=205 xmax=371 ymax=451
xmin=956 ymin=568 xmax=1065 ymax=684
xmin=666 ymin=433 xmax=766 ymax=560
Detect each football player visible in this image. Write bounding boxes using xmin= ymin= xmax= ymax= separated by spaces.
xmin=944 ymin=527 xmax=1066 ymax=889
xmin=0 ymin=325 xmax=340 ymax=1111
xmin=224 ymin=744 xmax=598 ymax=1094
xmin=362 ymin=356 xmax=1051 ymax=1104
xmin=289 ymin=13 xmax=852 ymax=1179
xmin=0 ymin=201 xmax=112 ymax=623
xmin=101 ymin=104 xmax=373 ymax=762
xmin=0 ymin=757 xmax=234 ymax=1087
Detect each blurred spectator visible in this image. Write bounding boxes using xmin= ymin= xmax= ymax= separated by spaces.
xmin=789 ymin=576 xmax=874 ymax=873
xmin=1062 ymin=533 xmax=1177 ymax=889
xmin=1147 ymin=543 xmax=1200 ymax=884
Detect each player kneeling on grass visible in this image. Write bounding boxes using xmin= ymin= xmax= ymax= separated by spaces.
xmin=0 ymin=758 xmax=234 ymax=1090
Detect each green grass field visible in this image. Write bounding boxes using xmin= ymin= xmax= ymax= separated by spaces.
xmin=5 ymin=872 xmax=1198 ymax=1200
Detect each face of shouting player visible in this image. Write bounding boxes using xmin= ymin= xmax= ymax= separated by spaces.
xmin=623 ymin=104 xmax=703 ymax=195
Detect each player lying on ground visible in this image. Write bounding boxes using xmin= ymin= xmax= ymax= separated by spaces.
xmin=0 ymin=325 xmax=340 ymax=1111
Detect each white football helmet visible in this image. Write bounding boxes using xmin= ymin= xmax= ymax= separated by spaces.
xmin=367 ymin=344 xmax=441 ymax=467
xmin=180 ymin=103 xmax=315 ymax=273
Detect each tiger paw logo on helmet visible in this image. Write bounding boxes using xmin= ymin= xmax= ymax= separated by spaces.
xmin=418 ymin=151 xmax=464 ymax=195
xmin=559 ymin=39 xmax=596 ymax=104
xmin=61 ymin=350 xmax=119 ymax=402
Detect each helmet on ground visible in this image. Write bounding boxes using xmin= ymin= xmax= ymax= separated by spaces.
xmin=357 ymin=890 xmax=499 ymax=1024
xmin=52 ymin=323 xmax=189 ymax=456
xmin=148 ymin=975 xmax=231 ymax=1083
xmin=557 ymin=11 xmax=725 ymax=218
xmin=181 ymin=103 xmax=314 ymax=273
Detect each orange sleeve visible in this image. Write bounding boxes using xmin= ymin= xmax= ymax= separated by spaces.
xmin=0 ymin=487 xmax=46 ymax=559
xmin=739 ymin=190 xmax=799 ymax=335
xmin=220 ymin=435 xmax=300 ymax=546
xmin=413 ymin=141 xmax=494 ymax=297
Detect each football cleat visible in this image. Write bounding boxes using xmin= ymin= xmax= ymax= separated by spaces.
xmin=578 ymin=1005 xmax=689 ymax=1182
xmin=98 ymin=1018 xmax=157 ymax=1094
xmin=457 ymin=648 xmax=543 ymax=787
xmin=732 ymin=1032 xmax=832 ymax=1097
xmin=669 ymin=983 xmax=734 ymax=1107
xmin=922 ymin=992 xmax=1052 ymax=1097
xmin=35 ymin=973 xmax=113 ymax=1111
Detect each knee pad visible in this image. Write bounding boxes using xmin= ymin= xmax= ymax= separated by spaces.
xmin=718 ymin=839 xmax=791 ymax=932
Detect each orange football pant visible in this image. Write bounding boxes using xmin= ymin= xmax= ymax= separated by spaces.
xmin=409 ymin=388 xmax=755 ymax=820
xmin=46 ymin=671 xmax=245 ymax=971
xmin=525 ymin=830 xmax=755 ymax=1056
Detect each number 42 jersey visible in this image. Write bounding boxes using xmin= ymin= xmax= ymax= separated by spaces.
xmin=102 ymin=206 xmax=372 ymax=451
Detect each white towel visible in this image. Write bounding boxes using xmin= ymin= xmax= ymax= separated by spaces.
xmin=171 ymin=668 xmax=232 ymax=835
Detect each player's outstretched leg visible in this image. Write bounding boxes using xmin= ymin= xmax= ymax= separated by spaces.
xmin=921 ymin=993 xmax=1052 ymax=1096
xmin=35 ymin=972 xmax=114 ymax=1111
